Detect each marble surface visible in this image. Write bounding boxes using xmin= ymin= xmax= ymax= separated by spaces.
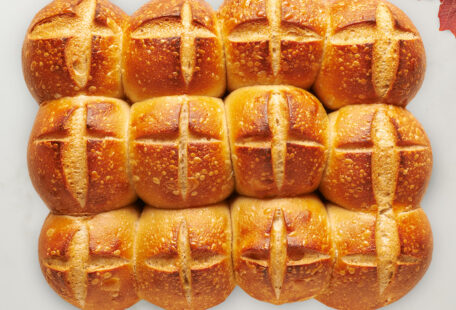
xmin=1 ymin=0 xmax=454 ymax=309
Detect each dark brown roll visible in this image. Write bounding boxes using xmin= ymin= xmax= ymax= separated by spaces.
xmin=135 ymin=204 xmax=235 ymax=310
xmin=123 ymin=0 xmax=226 ymax=102
xmin=22 ymin=0 xmax=127 ymax=103
xmin=226 ymin=85 xmax=328 ymax=198
xmin=38 ymin=206 xmax=140 ymax=310
xmin=28 ymin=96 xmax=136 ymax=215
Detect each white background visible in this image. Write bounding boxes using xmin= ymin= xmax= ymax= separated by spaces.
xmin=0 ymin=0 xmax=455 ymax=309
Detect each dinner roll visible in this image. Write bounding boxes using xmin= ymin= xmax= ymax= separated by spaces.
xmin=28 ymin=96 xmax=136 ymax=215
xmin=123 ymin=0 xmax=226 ymax=102
xmin=320 ymin=104 xmax=432 ymax=211
xmin=317 ymin=204 xmax=433 ymax=310
xmin=22 ymin=0 xmax=127 ymax=103
xmin=38 ymin=206 xmax=140 ymax=310
xmin=136 ymin=204 xmax=235 ymax=310
xmin=218 ymin=0 xmax=326 ymax=91
xmin=129 ymin=96 xmax=233 ymax=208
xmin=231 ymin=195 xmax=333 ymax=304
xmin=313 ymin=0 xmax=426 ymax=110
xmin=225 ymin=86 xmax=328 ymax=198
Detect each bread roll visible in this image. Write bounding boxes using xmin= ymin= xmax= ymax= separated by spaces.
xmin=22 ymin=0 xmax=127 ymax=103
xmin=28 ymin=96 xmax=136 ymax=215
xmin=313 ymin=0 xmax=426 ymax=110
xmin=225 ymin=86 xmax=328 ymax=198
xmin=123 ymin=0 xmax=226 ymax=102
xmin=38 ymin=206 xmax=140 ymax=310
xmin=316 ymin=204 xmax=433 ymax=310
xmin=129 ymin=96 xmax=233 ymax=208
xmin=231 ymin=195 xmax=333 ymax=304
xmin=320 ymin=104 xmax=432 ymax=211
xmin=136 ymin=204 xmax=235 ymax=310
xmin=218 ymin=0 xmax=326 ymax=91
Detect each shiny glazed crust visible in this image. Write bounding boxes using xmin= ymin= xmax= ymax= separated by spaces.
xmin=22 ymin=0 xmax=128 ymax=103
xmin=123 ymin=0 xmax=226 ymax=102
xmin=226 ymin=86 xmax=328 ymax=198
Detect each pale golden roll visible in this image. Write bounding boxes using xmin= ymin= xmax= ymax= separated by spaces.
xmin=123 ymin=0 xmax=226 ymax=102
xmin=317 ymin=204 xmax=433 ymax=310
xmin=129 ymin=96 xmax=234 ymax=208
xmin=136 ymin=204 xmax=235 ymax=310
xmin=38 ymin=206 xmax=140 ymax=310
xmin=225 ymin=86 xmax=328 ymax=198
xmin=313 ymin=0 xmax=426 ymax=110
xmin=22 ymin=0 xmax=127 ymax=103
xmin=28 ymin=96 xmax=136 ymax=215
xmin=320 ymin=104 xmax=432 ymax=212
xmin=218 ymin=0 xmax=326 ymax=91
xmin=231 ymin=195 xmax=333 ymax=304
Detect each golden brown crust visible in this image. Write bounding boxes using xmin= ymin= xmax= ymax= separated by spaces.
xmin=219 ymin=0 xmax=326 ymax=90
xmin=38 ymin=206 xmax=140 ymax=310
xmin=129 ymin=96 xmax=234 ymax=208
xmin=28 ymin=96 xmax=136 ymax=215
xmin=313 ymin=0 xmax=426 ymax=109
xmin=320 ymin=104 xmax=432 ymax=211
xmin=22 ymin=0 xmax=127 ymax=103
xmin=316 ymin=204 xmax=433 ymax=310
xmin=231 ymin=195 xmax=333 ymax=304
xmin=123 ymin=0 xmax=226 ymax=102
xmin=136 ymin=204 xmax=235 ymax=310
xmin=226 ymin=86 xmax=328 ymax=198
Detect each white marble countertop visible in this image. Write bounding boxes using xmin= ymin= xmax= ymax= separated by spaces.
xmin=1 ymin=0 xmax=454 ymax=309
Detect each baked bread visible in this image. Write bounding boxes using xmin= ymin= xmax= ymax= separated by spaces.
xmin=313 ymin=0 xmax=426 ymax=110
xmin=28 ymin=96 xmax=136 ymax=215
xmin=135 ymin=204 xmax=235 ymax=310
xmin=129 ymin=95 xmax=233 ymax=208
xmin=317 ymin=204 xmax=433 ymax=310
xmin=320 ymin=104 xmax=433 ymax=211
xmin=231 ymin=196 xmax=433 ymax=309
xmin=225 ymin=86 xmax=328 ymax=198
xmin=231 ymin=195 xmax=333 ymax=304
xmin=22 ymin=0 xmax=127 ymax=103
xmin=218 ymin=0 xmax=426 ymax=110
xmin=219 ymin=0 xmax=326 ymax=91
xmin=38 ymin=206 xmax=140 ymax=310
xmin=123 ymin=0 xmax=226 ymax=102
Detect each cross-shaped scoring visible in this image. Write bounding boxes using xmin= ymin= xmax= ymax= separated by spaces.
xmin=28 ymin=0 xmax=119 ymax=88
xmin=226 ymin=0 xmax=322 ymax=82
xmin=39 ymin=209 xmax=138 ymax=309
xmin=228 ymin=87 xmax=327 ymax=197
xmin=130 ymin=96 xmax=233 ymax=208
xmin=130 ymin=1 xmax=216 ymax=85
xmin=144 ymin=220 xmax=227 ymax=304
xmin=29 ymin=97 xmax=133 ymax=214
xmin=327 ymin=2 xmax=419 ymax=99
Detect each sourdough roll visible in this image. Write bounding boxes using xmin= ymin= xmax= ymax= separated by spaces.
xmin=317 ymin=204 xmax=433 ymax=310
xmin=231 ymin=195 xmax=333 ymax=304
xmin=314 ymin=0 xmax=426 ymax=109
xmin=320 ymin=104 xmax=432 ymax=211
xmin=129 ymin=96 xmax=233 ymax=208
xmin=22 ymin=0 xmax=127 ymax=103
xmin=226 ymin=86 xmax=328 ymax=198
xmin=38 ymin=206 xmax=140 ymax=310
xmin=28 ymin=96 xmax=136 ymax=215
xmin=123 ymin=0 xmax=226 ymax=102
xmin=136 ymin=204 xmax=235 ymax=310
xmin=219 ymin=0 xmax=326 ymax=91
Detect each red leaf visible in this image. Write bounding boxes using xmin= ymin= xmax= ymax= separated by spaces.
xmin=439 ymin=0 xmax=456 ymax=37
